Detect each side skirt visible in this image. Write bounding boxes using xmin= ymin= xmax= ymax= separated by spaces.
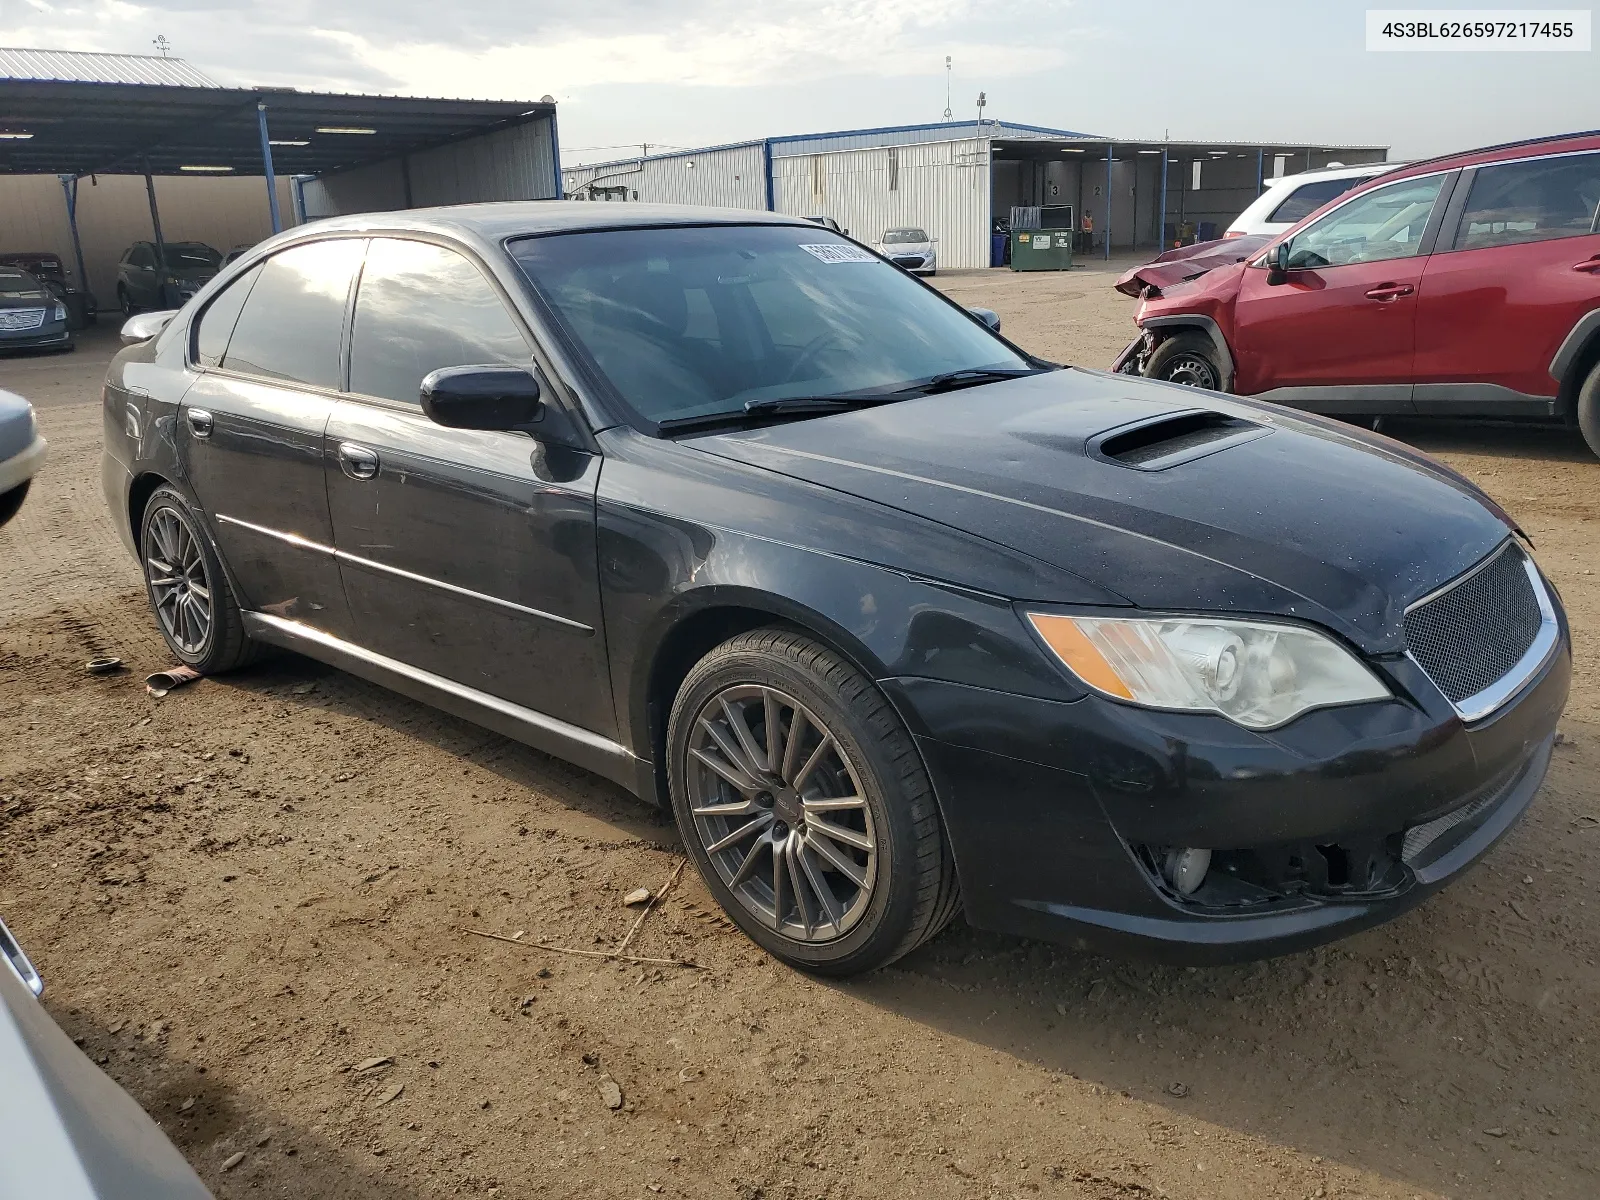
xmin=242 ymin=612 xmax=653 ymax=799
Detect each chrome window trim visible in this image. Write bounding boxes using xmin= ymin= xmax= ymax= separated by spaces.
xmin=215 ymin=513 xmax=594 ymax=634
xmin=1404 ymin=546 xmax=1560 ymax=723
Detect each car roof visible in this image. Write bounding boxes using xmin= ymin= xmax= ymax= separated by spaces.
xmin=1382 ymin=130 xmax=1600 ymax=180
xmin=299 ymin=201 xmax=813 ymax=243
xmin=1269 ymin=162 xmax=1402 ymax=185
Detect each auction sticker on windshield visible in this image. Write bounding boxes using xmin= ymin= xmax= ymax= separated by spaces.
xmin=799 ymin=244 xmax=878 ymax=263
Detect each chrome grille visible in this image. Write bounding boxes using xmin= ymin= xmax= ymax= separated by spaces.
xmin=1404 ymin=543 xmax=1545 ymax=713
xmin=0 ymin=308 xmax=45 ymax=332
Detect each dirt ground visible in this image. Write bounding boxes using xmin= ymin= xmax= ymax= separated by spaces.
xmin=2 ymin=266 xmax=1597 ymax=1200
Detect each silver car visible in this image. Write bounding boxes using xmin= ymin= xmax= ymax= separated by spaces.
xmin=875 ymin=227 xmax=938 ymax=275
xmin=0 ymin=388 xmax=47 ymax=527
xmin=1 ymin=916 xmax=214 ymax=1197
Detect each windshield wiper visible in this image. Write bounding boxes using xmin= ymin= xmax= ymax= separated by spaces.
xmin=907 ymin=367 xmax=1048 ymax=395
xmin=656 ymin=392 xmax=903 ymax=435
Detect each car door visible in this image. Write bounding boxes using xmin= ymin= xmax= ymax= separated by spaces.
xmin=177 ymin=238 xmax=367 ymax=638
xmin=1229 ymin=172 xmax=1452 ymax=408
xmin=1413 ymin=150 xmax=1600 ymax=412
xmin=125 ymin=245 xmax=158 ymax=309
xmin=325 ymin=236 xmax=615 ymax=737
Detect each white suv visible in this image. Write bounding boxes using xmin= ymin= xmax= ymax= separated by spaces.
xmin=1224 ymin=162 xmax=1401 ymax=238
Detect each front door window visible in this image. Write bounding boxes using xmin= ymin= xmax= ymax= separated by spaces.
xmin=1283 ymin=175 xmax=1447 ymax=269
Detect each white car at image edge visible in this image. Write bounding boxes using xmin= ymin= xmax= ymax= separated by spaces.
xmin=0 ymin=388 xmax=47 ymax=527
xmin=875 ymin=227 xmax=937 ymax=275
xmin=1225 ymin=161 xmax=1404 ymax=238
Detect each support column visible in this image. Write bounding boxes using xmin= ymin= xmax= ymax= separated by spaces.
xmin=1256 ymin=146 xmax=1265 ymax=197
xmin=143 ymin=161 xmax=169 ymax=309
xmin=257 ymin=102 xmax=282 ymax=233
xmin=58 ymin=175 xmax=90 ymax=300
xmin=1103 ymin=144 xmax=1112 ymax=261
xmin=1159 ymin=149 xmax=1169 ymax=249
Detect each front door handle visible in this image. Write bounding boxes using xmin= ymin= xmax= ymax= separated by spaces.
xmin=1572 ymin=256 xmax=1600 ymax=273
xmin=186 ymin=408 xmax=214 ymax=438
xmin=1364 ymin=283 xmax=1415 ymax=301
xmin=337 ymin=442 xmax=380 ymax=481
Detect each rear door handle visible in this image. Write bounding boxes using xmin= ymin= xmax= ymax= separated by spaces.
xmin=186 ymin=408 xmax=214 ymax=438
xmin=337 ymin=442 xmax=380 ymax=481
xmin=1364 ymin=284 xmax=1415 ymax=301
xmin=1573 ymin=257 xmax=1600 ymax=273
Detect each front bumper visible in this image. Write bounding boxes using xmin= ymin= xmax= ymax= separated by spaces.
xmin=882 ymin=618 xmax=1570 ymax=963
xmin=0 ymin=432 xmax=48 ymax=495
xmin=0 ymin=321 xmax=72 ymax=352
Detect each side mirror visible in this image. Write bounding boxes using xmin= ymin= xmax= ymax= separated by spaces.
xmin=120 ymin=310 xmax=176 ymax=346
xmin=420 ymin=366 xmax=544 ymax=431
xmin=1267 ymin=241 xmax=1290 ymax=285
xmin=968 ymin=306 xmax=1001 ymax=333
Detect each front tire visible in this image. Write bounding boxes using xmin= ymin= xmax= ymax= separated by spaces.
xmin=667 ymin=628 xmax=959 ymax=975
xmin=1144 ymin=331 xmax=1226 ymax=391
xmin=1577 ymin=359 xmax=1600 ymax=460
xmin=118 ymin=286 xmax=135 ymax=318
xmin=139 ymin=485 xmax=258 ymax=673
xmin=0 ymin=480 xmax=29 ymax=528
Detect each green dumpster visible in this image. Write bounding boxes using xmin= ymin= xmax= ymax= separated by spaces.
xmin=1009 ymin=228 xmax=1074 ymax=271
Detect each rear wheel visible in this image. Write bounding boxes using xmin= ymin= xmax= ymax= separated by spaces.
xmin=1577 ymin=359 xmax=1600 ymax=460
xmin=667 ymin=628 xmax=959 ymax=975
xmin=118 ymin=286 xmax=135 ymax=318
xmin=139 ymin=485 xmax=259 ymax=673
xmin=1144 ymin=332 xmax=1225 ymax=391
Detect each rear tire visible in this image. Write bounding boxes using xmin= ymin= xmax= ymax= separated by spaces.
xmin=139 ymin=485 xmax=259 ymax=673
xmin=1144 ymin=332 xmax=1226 ymax=391
xmin=118 ymin=286 xmax=135 ymax=318
xmin=667 ymin=627 xmax=959 ymax=975
xmin=1577 ymin=359 xmax=1600 ymax=460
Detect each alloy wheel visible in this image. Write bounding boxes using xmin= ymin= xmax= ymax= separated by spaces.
xmin=685 ymin=684 xmax=878 ymax=943
xmin=1160 ymin=353 xmax=1219 ymax=389
xmin=145 ymin=506 xmax=213 ymax=655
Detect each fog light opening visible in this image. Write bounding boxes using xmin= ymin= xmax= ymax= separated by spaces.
xmin=1163 ymin=847 xmax=1212 ymax=896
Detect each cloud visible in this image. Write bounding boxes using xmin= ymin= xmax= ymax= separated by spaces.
xmin=1 ymin=0 xmax=1075 ymax=98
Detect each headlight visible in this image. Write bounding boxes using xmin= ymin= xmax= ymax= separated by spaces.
xmin=1026 ymin=612 xmax=1389 ymax=729
xmin=51 ymin=302 xmax=66 ymax=321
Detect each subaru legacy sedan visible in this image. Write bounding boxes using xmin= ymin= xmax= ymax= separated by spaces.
xmin=101 ymin=204 xmax=1569 ymax=975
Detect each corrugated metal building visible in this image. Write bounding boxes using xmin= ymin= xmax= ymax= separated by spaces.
xmin=0 ymin=46 xmax=218 ymax=87
xmin=563 ymin=121 xmax=1388 ymax=269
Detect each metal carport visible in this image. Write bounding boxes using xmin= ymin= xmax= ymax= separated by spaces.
xmin=0 ymin=60 xmax=558 ymax=310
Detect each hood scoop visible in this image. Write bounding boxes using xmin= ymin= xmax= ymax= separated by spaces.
xmin=1092 ymin=408 xmax=1271 ymax=471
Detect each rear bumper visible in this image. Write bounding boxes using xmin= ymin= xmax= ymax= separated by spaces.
xmin=881 ymin=617 xmax=1570 ymax=964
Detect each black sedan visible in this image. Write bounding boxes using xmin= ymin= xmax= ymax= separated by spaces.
xmin=101 ymin=204 xmax=1569 ymax=975
xmin=0 ymin=266 xmax=74 ymax=354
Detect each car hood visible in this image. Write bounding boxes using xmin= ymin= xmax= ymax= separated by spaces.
xmin=880 ymin=242 xmax=933 ymax=253
xmin=1114 ymin=235 xmax=1269 ymax=298
xmin=0 ymin=288 xmax=50 ymax=307
xmin=689 ymin=369 xmax=1515 ymax=652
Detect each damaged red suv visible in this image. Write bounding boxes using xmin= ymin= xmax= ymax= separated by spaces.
xmin=1114 ymin=131 xmax=1600 ymax=457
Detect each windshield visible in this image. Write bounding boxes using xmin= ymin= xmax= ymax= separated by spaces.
xmin=882 ymin=228 xmax=929 ymax=244
xmin=510 ymin=224 xmax=1026 ymax=426
xmin=0 ymin=270 xmax=40 ymax=295
xmin=163 ymin=244 xmax=221 ymax=271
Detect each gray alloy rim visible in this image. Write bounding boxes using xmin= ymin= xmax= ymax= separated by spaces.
xmin=1160 ymin=353 xmax=1220 ymax=389
xmin=145 ymin=506 xmax=213 ymax=656
xmin=686 ymin=684 xmax=878 ymax=943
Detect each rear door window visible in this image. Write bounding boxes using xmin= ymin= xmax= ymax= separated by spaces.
xmin=347 ymin=238 xmax=530 ymax=406
xmin=193 ymin=264 xmax=264 ymax=367
xmin=221 ymin=239 xmax=365 ymax=389
xmin=1266 ymin=178 xmax=1362 ymax=224
xmin=1452 ymin=152 xmax=1600 ymax=250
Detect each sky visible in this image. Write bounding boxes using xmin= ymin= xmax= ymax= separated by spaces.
xmin=1 ymin=0 xmax=1595 ymax=163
